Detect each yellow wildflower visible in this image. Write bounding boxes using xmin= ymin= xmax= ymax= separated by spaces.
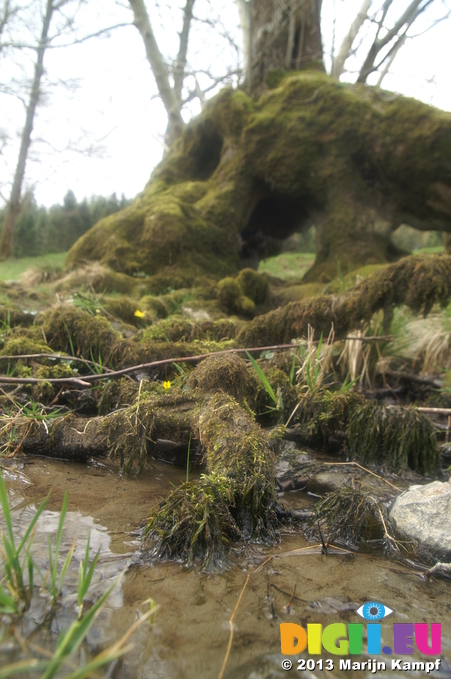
xmin=163 ymin=381 xmax=171 ymax=390
xmin=134 ymin=309 xmax=145 ymax=318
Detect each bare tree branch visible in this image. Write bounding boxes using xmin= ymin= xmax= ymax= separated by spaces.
xmin=0 ymin=22 xmax=133 ymax=49
xmin=127 ymin=0 xmax=184 ymax=145
xmin=331 ymin=0 xmax=372 ymax=78
xmin=357 ymin=0 xmax=434 ymax=83
xmin=173 ymin=0 xmax=195 ymax=103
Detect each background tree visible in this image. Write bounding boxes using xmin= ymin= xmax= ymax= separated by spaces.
xmin=127 ymin=0 xmax=243 ymax=146
xmin=0 ymin=0 xmax=86 ymax=259
xmin=0 ymin=189 xmax=132 ymax=257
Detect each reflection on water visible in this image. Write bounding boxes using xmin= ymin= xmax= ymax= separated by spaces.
xmin=1 ymin=458 xmax=450 ymax=679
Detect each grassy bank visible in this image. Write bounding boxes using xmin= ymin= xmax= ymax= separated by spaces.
xmin=0 ymin=252 xmax=67 ymax=281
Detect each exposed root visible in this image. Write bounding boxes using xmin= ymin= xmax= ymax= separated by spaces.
xmin=238 ymin=255 xmax=451 ymax=346
xmin=145 ymin=392 xmax=278 ymax=570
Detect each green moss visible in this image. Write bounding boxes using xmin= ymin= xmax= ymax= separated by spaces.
xmin=237 ymin=268 xmax=268 ymax=304
xmin=40 ymin=304 xmax=121 ymax=364
xmin=238 ymin=254 xmax=451 ymax=346
xmin=186 ymin=353 xmax=258 ymax=407
xmin=32 ymin=363 xmax=76 ymax=401
xmin=105 ymin=296 xmax=148 ymax=326
xmin=311 ymin=487 xmax=382 ymax=547
xmin=56 ymin=264 xmax=137 ymax=295
xmin=295 ymin=390 xmax=438 ymax=473
xmin=141 ymin=315 xmax=198 ymax=342
xmin=0 ymin=336 xmax=52 ymax=356
xmin=297 ymin=391 xmax=363 ymax=445
xmin=217 ymin=277 xmax=241 ymax=309
xmin=217 ymin=276 xmax=256 ymax=316
xmin=140 ymin=295 xmax=168 ymax=319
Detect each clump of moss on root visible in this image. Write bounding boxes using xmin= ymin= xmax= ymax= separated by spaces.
xmin=296 ymin=391 xmax=363 ymax=447
xmin=186 ymin=352 xmax=258 ymax=407
xmin=348 ymin=403 xmax=438 ymax=474
xmin=311 ymin=487 xmax=383 ymax=548
xmin=295 ymin=391 xmax=438 ymax=473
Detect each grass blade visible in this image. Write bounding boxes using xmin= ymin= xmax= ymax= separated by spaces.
xmin=186 ymin=435 xmax=191 ymax=483
xmin=41 ymin=575 xmax=122 ymax=679
xmin=78 ymin=550 xmax=99 ymax=605
xmin=245 ymin=351 xmax=278 ymax=406
xmin=17 ymin=494 xmax=49 ymax=556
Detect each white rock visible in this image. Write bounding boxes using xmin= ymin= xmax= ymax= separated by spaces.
xmin=389 ymin=479 xmax=451 ymax=559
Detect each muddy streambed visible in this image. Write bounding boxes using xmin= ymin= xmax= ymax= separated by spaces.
xmin=1 ymin=455 xmax=451 ymax=679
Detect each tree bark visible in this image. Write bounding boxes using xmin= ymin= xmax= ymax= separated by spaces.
xmin=0 ymin=0 xmax=53 ymax=260
xmin=249 ymin=0 xmax=324 ymax=95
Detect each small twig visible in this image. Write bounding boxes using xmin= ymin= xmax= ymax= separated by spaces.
xmin=0 ymin=337 xmax=396 ymax=388
xmin=0 ymin=343 xmax=297 ymax=386
xmin=318 ymin=521 xmax=328 ymax=554
xmin=287 ymin=583 xmax=296 ymax=609
xmin=217 ymin=573 xmax=250 ymax=679
xmin=0 ymin=352 xmax=114 ymax=373
xmin=323 ymin=461 xmax=401 ymax=491
xmin=424 ymin=561 xmax=451 ymax=577
xmin=376 ymin=505 xmax=403 ymax=552
xmin=415 ymin=407 xmax=451 ymax=415
xmin=285 ymin=400 xmax=300 ymax=427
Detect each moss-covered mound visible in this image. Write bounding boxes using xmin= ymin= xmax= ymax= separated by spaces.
xmin=66 ymin=72 xmax=451 ymax=285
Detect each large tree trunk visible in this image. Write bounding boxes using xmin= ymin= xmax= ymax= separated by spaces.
xmin=249 ymin=0 xmax=324 ymax=94
xmin=66 ymin=72 xmax=451 ymax=286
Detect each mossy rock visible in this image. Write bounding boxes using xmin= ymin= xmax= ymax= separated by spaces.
xmin=105 ymin=297 xmax=149 ymax=327
xmin=140 ymin=295 xmax=168 ymax=319
xmin=237 ymin=268 xmax=269 ymax=305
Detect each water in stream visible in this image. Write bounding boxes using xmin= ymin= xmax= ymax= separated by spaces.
xmin=1 ymin=456 xmax=450 ymax=679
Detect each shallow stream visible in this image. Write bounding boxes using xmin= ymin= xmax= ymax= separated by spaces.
xmin=1 ymin=455 xmax=450 ymax=679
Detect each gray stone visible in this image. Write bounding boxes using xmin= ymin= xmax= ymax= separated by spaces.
xmin=389 ymin=479 xmax=451 ymax=560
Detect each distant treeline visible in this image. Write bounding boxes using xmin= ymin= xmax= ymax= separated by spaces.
xmin=0 ymin=190 xmax=132 ymax=258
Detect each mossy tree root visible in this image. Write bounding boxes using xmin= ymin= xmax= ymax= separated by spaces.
xmin=16 ymin=355 xmax=279 ymax=570
xmin=295 ymin=391 xmax=438 ymax=473
xmin=238 ymin=254 xmax=451 ymax=346
xmin=145 ymin=393 xmax=278 ymax=570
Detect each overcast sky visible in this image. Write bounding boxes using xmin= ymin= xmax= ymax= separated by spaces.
xmin=0 ymin=0 xmax=450 ymax=208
